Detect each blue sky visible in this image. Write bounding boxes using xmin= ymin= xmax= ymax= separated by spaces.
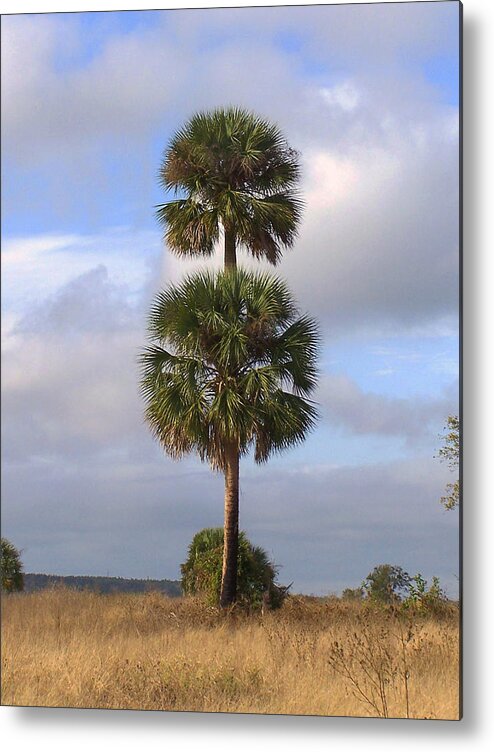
xmin=1 ymin=2 xmax=460 ymax=596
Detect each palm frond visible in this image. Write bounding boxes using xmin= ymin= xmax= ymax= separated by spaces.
xmin=156 ymin=199 xmax=219 ymax=257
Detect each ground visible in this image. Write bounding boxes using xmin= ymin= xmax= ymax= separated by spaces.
xmin=1 ymin=589 xmax=460 ymax=719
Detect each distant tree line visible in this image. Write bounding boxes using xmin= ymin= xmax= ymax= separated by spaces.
xmin=23 ymin=573 xmax=181 ymax=596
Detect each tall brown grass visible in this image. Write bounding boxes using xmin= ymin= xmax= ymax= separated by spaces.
xmin=1 ymin=588 xmax=460 ymax=718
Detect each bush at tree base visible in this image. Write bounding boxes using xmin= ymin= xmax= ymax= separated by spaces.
xmin=181 ymin=528 xmax=288 ymax=609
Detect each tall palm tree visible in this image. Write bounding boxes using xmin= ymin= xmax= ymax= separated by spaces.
xmin=156 ymin=107 xmax=303 ymax=269
xmin=140 ymin=269 xmax=319 ymax=607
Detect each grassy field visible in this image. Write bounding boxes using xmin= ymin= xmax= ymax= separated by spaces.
xmin=1 ymin=588 xmax=460 ymax=719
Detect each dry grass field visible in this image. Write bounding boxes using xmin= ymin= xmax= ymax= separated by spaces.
xmin=1 ymin=588 xmax=460 ymax=719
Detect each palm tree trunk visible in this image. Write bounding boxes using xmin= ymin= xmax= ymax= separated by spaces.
xmin=224 ymin=228 xmax=237 ymax=270
xmin=220 ymin=442 xmax=239 ymax=607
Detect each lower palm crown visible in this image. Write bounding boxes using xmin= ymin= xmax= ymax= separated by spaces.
xmin=141 ymin=269 xmax=319 ymax=470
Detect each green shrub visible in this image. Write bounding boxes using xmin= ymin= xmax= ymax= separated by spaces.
xmin=403 ymin=573 xmax=448 ymax=613
xmin=181 ymin=528 xmax=288 ymax=609
xmin=341 ymin=586 xmax=364 ymax=600
xmin=1 ymin=538 xmax=24 ymax=592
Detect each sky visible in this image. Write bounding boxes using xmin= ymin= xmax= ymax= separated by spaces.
xmin=1 ymin=1 xmax=460 ymax=597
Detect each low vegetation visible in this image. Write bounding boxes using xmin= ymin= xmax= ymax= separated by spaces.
xmin=181 ymin=528 xmax=288 ymax=609
xmin=1 ymin=588 xmax=459 ymax=718
xmin=1 ymin=538 xmax=24 ymax=593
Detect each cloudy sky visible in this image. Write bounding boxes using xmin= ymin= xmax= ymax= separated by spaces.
xmin=1 ymin=1 xmax=460 ymax=596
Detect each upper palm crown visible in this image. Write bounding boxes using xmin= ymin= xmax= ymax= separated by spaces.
xmin=157 ymin=107 xmax=303 ymax=264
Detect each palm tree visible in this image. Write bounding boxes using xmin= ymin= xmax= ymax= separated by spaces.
xmin=140 ymin=269 xmax=319 ymax=607
xmin=156 ymin=107 xmax=303 ymax=269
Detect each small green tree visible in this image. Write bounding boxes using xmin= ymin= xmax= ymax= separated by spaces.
xmin=403 ymin=573 xmax=447 ymax=612
xmin=362 ymin=564 xmax=411 ymax=604
xmin=1 ymin=538 xmax=24 ymax=592
xmin=437 ymin=415 xmax=460 ymax=510
xmin=181 ymin=527 xmax=288 ymax=609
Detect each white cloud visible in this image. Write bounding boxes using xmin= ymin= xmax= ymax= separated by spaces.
xmin=318 ymin=372 xmax=457 ymax=444
xmin=1 ymin=14 xmax=182 ymax=155
xmin=2 ymin=234 xmax=82 ymax=268
xmin=1 ymin=5 xmax=459 ymax=161
xmin=320 ymin=82 xmax=361 ymax=112
xmin=2 ymin=7 xmax=459 ymax=337
xmin=1 ymin=262 xmax=153 ymax=463
xmin=277 ymin=107 xmax=459 ymax=334
xmin=304 ymin=151 xmax=360 ymax=210
xmin=1 ymin=228 xmax=161 ymax=314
